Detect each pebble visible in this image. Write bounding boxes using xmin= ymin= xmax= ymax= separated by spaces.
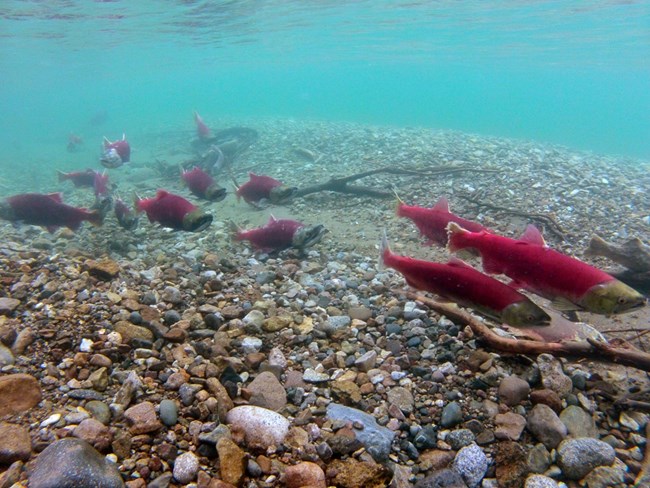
xmin=303 ymin=368 xmax=330 ymax=383
xmin=0 ymin=422 xmax=31 ymax=464
xmin=0 ymin=297 xmax=20 ymax=315
xmin=124 ymin=401 xmax=162 ymax=434
xmin=29 ymin=438 xmax=124 ymax=488
xmin=447 ymin=429 xmax=475 ymax=450
xmin=0 ymin=343 xmax=14 ymax=367
xmin=248 ymin=371 xmax=287 ymax=411
xmin=216 ymin=437 xmax=246 ymax=486
xmin=556 ymin=438 xmax=615 ymax=480
xmin=326 ymin=402 xmax=395 ymax=462
xmin=498 ymin=375 xmax=530 ymax=406
xmin=441 ymin=401 xmax=463 ymax=428
xmin=494 ymin=412 xmax=527 ymax=441
xmin=85 ymin=400 xmax=111 ymax=425
xmin=73 ymin=418 xmax=113 ymax=451
xmin=226 ymin=405 xmax=291 ymax=449
xmin=159 ymin=399 xmax=179 ymax=426
xmin=161 ymin=286 xmax=183 ymax=304
xmin=284 ymin=461 xmax=327 ymax=488
xmin=453 ymin=443 xmax=488 ymax=488
xmin=414 ymin=468 xmax=468 ymax=488
xmin=173 ymin=451 xmax=199 ymax=484
xmin=386 ymin=386 xmax=414 ymax=414
xmin=0 ymin=373 xmax=42 ymax=416
xmin=526 ymin=404 xmax=567 ymax=449
xmin=354 ymin=350 xmax=377 ymax=372
xmin=537 ymin=354 xmax=572 ymax=398
xmin=524 ymin=475 xmax=560 ymax=488
xmin=559 ymin=405 xmax=598 ymax=438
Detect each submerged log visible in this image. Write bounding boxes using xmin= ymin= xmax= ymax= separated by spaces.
xmin=410 ymin=293 xmax=650 ymax=372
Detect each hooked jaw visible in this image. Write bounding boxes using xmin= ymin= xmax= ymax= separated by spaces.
xmin=501 ymin=300 xmax=552 ymax=327
xmin=205 ymin=184 xmax=227 ymax=202
xmin=581 ymin=280 xmax=647 ymax=315
xmin=182 ymin=209 xmax=213 ymax=232
xmin=269 ymin=185 xmax=297 ymax=204
xmin=292 ymin=224 xmax=328 ymax=249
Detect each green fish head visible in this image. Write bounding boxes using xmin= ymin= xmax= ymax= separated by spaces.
xmin=182 ymin=209 xmax=213 ymax=232
xmin=501 ymin=300 xmax=552 ymax=327
xmin=581 ymin=280 xmax=647 ymax=315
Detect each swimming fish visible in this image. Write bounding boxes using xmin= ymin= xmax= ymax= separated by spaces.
xmin=58 ymin=169 xmax=97 ymax=187
xmin=194 ymin=111 xmax=211 ymax=140
xmin=380 ymin=232 xmax=550 ymax=327
xmin=235 ymin=215 xmax=326 ymax=252
xmin=101 ymin=134 xmax=131 ymax=168
xmin=0 ymin=192 xmax=103 ymax=233
xmin=114 ymin=196 xmax=139 ymax=231
xmin=135 ymin=190 xmax=212 ymax=232
xmin=397 ymin=196 xmax=489 ymax=246
xmin=181 ymin=167 xmax=226 ymax=201
xmin=447 ymin=222 xmax=647 ymax=315
xmin=236 ymin=173 xmax=296 ymax=205
xmin=93 ymin=171 xmax=110 ymax=197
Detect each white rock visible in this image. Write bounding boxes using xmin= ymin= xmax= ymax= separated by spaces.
xmin=173 ymin=451 xmax=199 ymax=484
xmin=226 ymin=405 xmax=290 ymax=449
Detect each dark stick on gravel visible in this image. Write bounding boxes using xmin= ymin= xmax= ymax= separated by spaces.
xmin=293 ymin=166 xmax=500 ymax=199
xmin=457 ymin=191 xmax=568 ymax=241
xmin=411 ymin=293 xmax=650 ymax=372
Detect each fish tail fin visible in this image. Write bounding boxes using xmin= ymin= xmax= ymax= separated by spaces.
xmin=227 ymin=220 xmax=244 ymax=240
xmin=87 ymin=209 xmax=104 ymax=227
xmin=446 ymin=222 xmax=471 ymax=253
xmin=378 ymin=229 xmax=391 ymax=270
xmin=585 ymin=234 xmax=609 ymax=257
xmin=57 ymin=170 xmax=67 ymax=182
xmin=394 ymin=190 xmax=406 ymax=216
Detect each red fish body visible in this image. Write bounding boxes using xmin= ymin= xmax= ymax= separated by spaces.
xmin=447 ymin=223 xmax=646 ymax=315
xmin=236 ymin=173 xmax=296 ymax=205
xmin=194 ymin=111 xmax=211 ymax=140
xmin=93 ymin=171 xmax=110 ymax=197
xmin=181 ymin=167 xmax=226 ymax=201
xmin=58 ymin=169 xmax=97 ymax=187
xmin=0 ymin=193 xmax=103 ymax=232
xmin=236 ymin=216 xmax=305 ymax=251
xmin=101 ymin=134 xmax=131 ymax=168
xmin=380 ymin=234 xmax=550 ymax=326
xmin=397 ymin=197 xmax=488 ymax=246
xmin=135 ymin=190 xmax=212 ymax=232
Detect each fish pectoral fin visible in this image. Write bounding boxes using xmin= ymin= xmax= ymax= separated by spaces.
xmin=481 ymin=255 xmax=502 ymax=275
xmin=551 ymin=296 xmax=581 ymax=312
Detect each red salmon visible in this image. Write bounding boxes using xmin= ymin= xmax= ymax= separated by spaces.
xmin=193 ymin=111 xmax=211 ymax=140
xmin=0 ymin=192 xmax=103 ymax=232
xmin=181 ymin=167 xmax=226 ymax=201
xmin=58 ymin=169 xmax=97 ymax=187
xmin=135 ymin=190 xmax=212 ymax=232
xmin=380 ymin=232 xmax=550 ymax=326
xmin=397 ymin=197 xmax=488 ymax=246
xmin=447 ymin=223 xmax=646 ymax=315
xmin=235 ymin=215 xmax=326 ymax=252
xmin=236 ymin=173 xmax=296 ymax=205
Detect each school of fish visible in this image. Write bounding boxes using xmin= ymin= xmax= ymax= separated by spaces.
xmin=0 ymin=111 xmax=646 ymax=336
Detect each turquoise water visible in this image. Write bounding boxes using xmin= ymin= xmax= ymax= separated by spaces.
xmin=1 ymin=0 xmax=649 ymax=168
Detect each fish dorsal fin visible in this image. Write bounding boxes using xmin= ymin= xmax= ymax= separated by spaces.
xmin=47 ymin=193 xmax=63 ymax=203
xmin=155 ymin=189 xmax=170 ymax=198
xmin=519 ymin=224 xmax=545 ymax=246
xmin=447 ymin=256 xmax=474 ymax=270
xmin=432 ymin=197 xmax=450 ymax=213
xmin=268 ymin=214 xmax=278 ymax=223
xmin=249 ymin=172 xmax=258 ymax=179
xmin=551 ymin=296 xmax=581 ymax=312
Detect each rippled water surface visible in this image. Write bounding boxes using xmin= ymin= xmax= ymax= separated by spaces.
xmin=1 ymin=0 xmax=649 ymax=167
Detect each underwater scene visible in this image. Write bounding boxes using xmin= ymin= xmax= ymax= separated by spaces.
xmin=0 ymin=1 xmax=650 ymax=487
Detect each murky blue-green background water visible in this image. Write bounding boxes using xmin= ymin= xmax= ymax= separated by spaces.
xmin=1 ymin=0 xmax=649 ymax=172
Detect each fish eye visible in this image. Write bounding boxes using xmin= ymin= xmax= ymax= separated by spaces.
xmin=617 ymin=297 xmax=627 ymax=304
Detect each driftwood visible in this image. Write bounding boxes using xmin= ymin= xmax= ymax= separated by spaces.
xmin=409 ymin=293 xmax=650 ymax=372
xmin=457 ymin=190 xmax=567 ymax=241
xmin=293 ymin=165 xmax=500 ymax=199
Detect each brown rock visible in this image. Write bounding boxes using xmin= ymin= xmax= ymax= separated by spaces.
xmin=165 ymin=369 xmax=190 ymax=390
xmin=530 ymin=389 xmax=563 ymax=413
xmin=113 ymin=321 xmax=154 ymax=344
xmin=11 ymin=327 xmax=34 ymax=354
xmin=206 ymin=378 xmax=234 ymax=423
xmin=418 ymin=449 xmax=456 ymax=471
xmin=216 ymin=438 xmax=246 ymax=486
xmin=73 ymin=419 xmax=113 ymax=452
xmin=332 ymin=380 xmax=362 ymax=405
xmin=124 ymin=401 xmax=162 ymax=434
xmin=327 ymin=458 xmax=392 ymax=488
xmin=139 ymin=306 xmax=161 ymax=323
xmin=498 ymin=376 xmax=530 ymax=406
xmin=84 ymin=259 xmax=121 ymax=280
xmin=248 ymin=371 xmax=287 ymax=412
xmin=284 ymin=461 xmax=326 ymax=488
xmin=495 ymin=441 xmax=530 ymax=488
xmin=494 ymin=412 xmax=527 ymax=441
xmin=262 ymin=315 xmax=292 ymax=332
xmin=0 ymin=298 xmax=20 ymax=316
xmin=0 ymin=423 xmax=31 ymax=464
xmin=164 ymin=328 xmax=188 ymax=343
xmin=0 ymin=460 xmax=23 ymax=486
xmin=0 ymin=373 xmax=41 ymax=416
xmin=208 ymin=481 xmax=237 ymax=488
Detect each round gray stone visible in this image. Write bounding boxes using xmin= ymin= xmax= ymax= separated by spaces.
xmin=29 ymin=438 xmax=124 ymax=488
xmin=557 ymin=437 xmax=615 ymax=480
xmin=159 ymin=399 xmax=178 ymax=427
